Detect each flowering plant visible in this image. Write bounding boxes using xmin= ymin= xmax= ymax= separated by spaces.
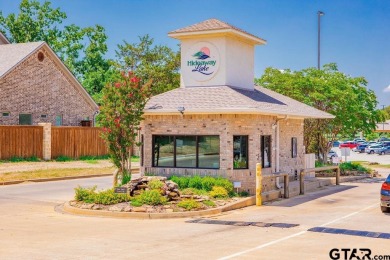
xmin=100 ymin=71 xmax=151 ymax=185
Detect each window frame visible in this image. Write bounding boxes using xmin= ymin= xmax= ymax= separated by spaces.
xmin=2 ymin=112 xmax=10 ymax=117
xmin=152 ymin=135 xmax=220 ymax=169
xmin=261 ymin=135 xmax=272 ymax=169
xmin=233 ymin=135 xmax=249 ymax=170
xmin=291 ymin=137 xmax=298 ymax=158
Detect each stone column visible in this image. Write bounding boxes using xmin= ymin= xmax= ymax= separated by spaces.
xmin=38 ymin=123 xmax=51 ymax=161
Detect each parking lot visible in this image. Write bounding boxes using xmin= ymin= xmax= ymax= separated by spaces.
xmin=0 ymin=176 xmax=389 ymax=259
xmin=331 ymin=147 xmax=390 ymax=165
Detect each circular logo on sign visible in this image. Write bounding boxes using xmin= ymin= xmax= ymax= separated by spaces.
xmin=184 ymin=42 xmax=220 ymax=82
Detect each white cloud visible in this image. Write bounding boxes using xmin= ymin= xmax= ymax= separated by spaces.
xmin=384 ymin=84 xmax=390 ymax=93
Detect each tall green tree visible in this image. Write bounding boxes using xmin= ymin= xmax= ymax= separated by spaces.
xmin=256 ymin=63 xmax=384 ymax=162
xmin=0 ymin=0 xmax=110 ymax=100
xmin=115 ymin=35 xmax=180 ymax=95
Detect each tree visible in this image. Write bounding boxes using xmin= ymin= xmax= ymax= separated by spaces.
xmin=115 ymin=35 xmax=180 ymax=95
xmin=256 ymin=63 xmax=384 ymax=162
xmin=99 ymin=72 xmax=152 ymax=186
xmin=0 ymin=0 xmax=110 ymax=99
xmin=383 ymin=105 xmax=390 ymax=120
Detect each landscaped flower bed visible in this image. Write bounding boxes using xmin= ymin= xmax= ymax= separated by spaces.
xmin=70 ymin=175 xmax=249 ymax=213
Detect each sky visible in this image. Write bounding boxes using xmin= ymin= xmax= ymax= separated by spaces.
xmin=1 ymin=0 xmax=389 ymax=106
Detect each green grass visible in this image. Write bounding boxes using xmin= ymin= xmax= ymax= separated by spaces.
xmin=131 ymin=156 xmax=140 ymax=162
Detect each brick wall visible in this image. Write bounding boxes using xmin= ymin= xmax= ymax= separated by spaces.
xmin=140 ymin=114 xmax=305 ymax=194
xmin=0 ymin=48 xmax=96 ymax=126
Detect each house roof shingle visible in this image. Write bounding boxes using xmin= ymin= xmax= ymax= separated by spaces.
xmin=168 ymin=18 xmax=266 ymax=44
xmin=145 ymin=86 xmax=334 ymax=119
xmin=0 ymin=42 xmax=44 ymax=77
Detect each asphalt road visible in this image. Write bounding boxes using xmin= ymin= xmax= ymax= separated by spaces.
xmin=0 ymin=176 xmax=389 ymax=260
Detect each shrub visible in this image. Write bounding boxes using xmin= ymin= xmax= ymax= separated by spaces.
xmin=209 ymin=186 xmax=228 ymax=199
xmin=56 ymin=155 xmax=72 ymax=162
xmin=9 ymin=156 xmax=40 ymax=162
xmin=214 ymin=178 xmax=233 ymax=193
xmin=131 ymin=200 xmax=143 ymax=207
xmin=201 ymin=176 xmax=216 ymax=191
xmin=181 ymin=188 xmax=208 ymax=196
xmin=202 ymin=200 xmax=216 ymax=207
xmin=74 ymin=186 xmax=96 ymax=203
xmin=238 ymin=191 xmax=250 ymax=197
xmin=169 ymin=176 xmax=190 ymax=189
xmin=74 ymin=186 xmax=131 ymax=205
xmin=93 ymin=189 xmax=131 ymax=205
xmin=178 ymin=199 xmax=201 ymax=210
xmin=188 ymin=175 xmax=203 ymax=190
xmin=339 ymin=162 xmax=371 ymax=174
xmin=121 ymin=174 xmax=131 ymax=185
xmin=136 ymin=190 xmax=167 ymax=205
xmin=148 ymin=179 xmax=164 ymax=190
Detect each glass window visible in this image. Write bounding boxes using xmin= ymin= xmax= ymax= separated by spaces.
xmin=176 ymin=136 xmax=197 ymax=167
xmin=2 ymin=112 xmax=10 ymax=117
xmin=291 ymin=137 xmax=297 ymax=158
xmin=19 ymin=114 xmax=32 ymax=125
xmin=152 ymin=135 xmax=220 ymax=169
xmin=261 ymin=135 xmax=271 ymax=168
xmin=233 ymin=136 xmax=248 ymax=169
xmin=153 ymin=136 xmax=174 ymax=167
xmin=198 ymin=136 xmax=220 ymax=168
xmin=55 ymin=115 xmax=62 ymax=126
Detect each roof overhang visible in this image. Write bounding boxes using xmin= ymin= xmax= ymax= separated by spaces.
xmin=168 ymin=29 xmax=267 ymax=45
xmin=0 ymin=32 xmax=10 ymax=44
xmin=144 ymin=108 xmax=335 ymax=120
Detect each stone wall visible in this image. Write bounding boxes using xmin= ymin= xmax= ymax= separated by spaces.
xmin=140 ymin=114 xmax=305 ymax=194
xmin=0 ymin=48 xmax=96 ymax=126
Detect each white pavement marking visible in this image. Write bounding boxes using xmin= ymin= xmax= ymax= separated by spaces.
xmin=218 ymin=202 xmax=379 ymax=260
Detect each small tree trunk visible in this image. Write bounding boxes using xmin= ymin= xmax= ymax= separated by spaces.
xmin=113 ymin=168 xmax=120 ymax=187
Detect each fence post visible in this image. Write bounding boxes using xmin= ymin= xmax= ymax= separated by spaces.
xmin=284 ymin=174 xmax=289 ymax=198
xmin=38 ymin=123 xmax=51 ymax=161
xmin=256 ymin=163 xmax=262 ymax=206
xmin=300 ymin=170 xmax=305 ymax=195
xmin=336 ymin=167 xmax=340 ymax=185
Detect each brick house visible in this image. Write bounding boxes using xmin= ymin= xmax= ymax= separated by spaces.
xmin=0 ymin=32 xmax=99 ymax=126
xmin=139 ymin=19 xmax=334 ymax=194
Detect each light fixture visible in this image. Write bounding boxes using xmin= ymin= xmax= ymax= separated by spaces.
xmin=177 ymin=106 xmax=185 ymax=115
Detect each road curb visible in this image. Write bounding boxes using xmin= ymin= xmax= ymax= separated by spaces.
xmin=0 ymin=168 xmax=139 ymax=186
xmin=62 ymin=196 xmax=256 ymax=219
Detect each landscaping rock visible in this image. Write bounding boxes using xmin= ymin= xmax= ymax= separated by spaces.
xmin=81 ymin=203 xmax=94 ymax=210
xmin=123 ymin=206 xmax=132 ymax=212
xmin=109 ymin=205 xmax=123 ymax=212
xmin=132 ymin=207 xmax=147 ymax=212
xmin=92 ymin=204 xmax=103 ymax=210
xmin=165 ymin=209 xmax=174 ymax=213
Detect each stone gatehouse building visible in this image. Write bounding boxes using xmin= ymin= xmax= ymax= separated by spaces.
xmin=0 ymin=32 xmax=98 ymax=126
xmin=140 ymin=19 xmax=334 ymax=194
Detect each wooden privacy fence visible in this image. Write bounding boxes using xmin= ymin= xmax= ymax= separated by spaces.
xmin=0 ymin=124 xmax=108 ymax=160
xmin=51 ymin=127 xmax=108 ymax=159
xmin=0 ymin=126 xmax=43 ymax=159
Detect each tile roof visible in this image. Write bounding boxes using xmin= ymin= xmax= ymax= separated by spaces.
xmin=0 ymin=42 xmax=44 ymax=78
xmin=169 ymin=18 xmax=266 ymax=43
xmin=145 ymin=86 xmax=334 ymax=119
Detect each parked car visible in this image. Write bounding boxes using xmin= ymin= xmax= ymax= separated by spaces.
xmin=381 ymin=141 xmax=390 ymax=147
xmin=327 ymin=150 xmax=337 ymax=159
xmin=353 ymin=138 xmax=366 ymax=143
xmin=331 ymin=140 xmax=340 ymax=147
xmin=376 ymin=146 xmax=390 ymax=155
xmin=355 ymin=144 xmax=368 ymax=153
xmin=380 ymin=174 xmax=390 ymax=213
xmin=378 ymin=137 xmax=390 ymax=142
xmin=339 ymin=141 xmax=358 ymax=149
xmin=365 ymin=144 xmax=384 ymax=154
